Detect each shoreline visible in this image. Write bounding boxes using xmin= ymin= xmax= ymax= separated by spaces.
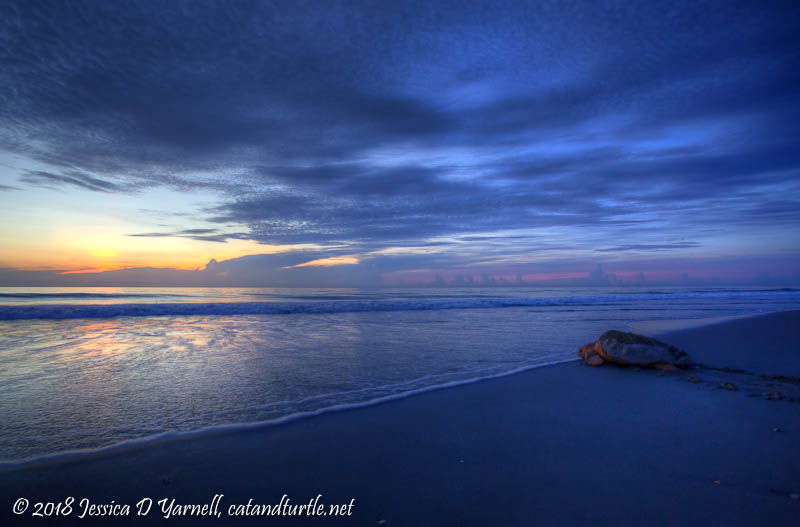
xmin=0 ymin=357 xmax=578 ymax=472
xmin=1 ymin=310 xmax=779 ymax=472
xmin=632 ymin=311 xmax=769 ymax=335
xmin=2 ymin=310 xmax=799 ymax=525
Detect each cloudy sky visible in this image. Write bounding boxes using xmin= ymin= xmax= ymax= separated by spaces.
xmin=1 ymin=0 xmax=798 ymax=286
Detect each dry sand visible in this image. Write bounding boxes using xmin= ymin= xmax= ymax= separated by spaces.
xmin=2 ymin=311 xmax=799 ymax=526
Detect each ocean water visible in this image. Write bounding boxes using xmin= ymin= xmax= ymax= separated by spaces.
xmin=1 ymin=285 xmax=799 ymax=464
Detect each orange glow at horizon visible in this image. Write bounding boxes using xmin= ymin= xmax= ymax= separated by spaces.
xmin=0 ymin=183 xmax=338 ymax=274
xmin=0 ymin=226 xmax=320 ymax=274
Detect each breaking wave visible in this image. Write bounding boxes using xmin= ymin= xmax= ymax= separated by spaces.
xmin=1 ymin=289 xmax=798 ymax=320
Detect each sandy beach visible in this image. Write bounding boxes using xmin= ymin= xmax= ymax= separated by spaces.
xmin=3 ymin=0 xmax=799 ymax=524
xmin=2 ymin=310 xmax=799 ymax=526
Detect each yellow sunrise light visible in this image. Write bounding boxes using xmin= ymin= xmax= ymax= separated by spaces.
xmin=284 ymin=256 xmax=360 ymax=269
xmin=89 ymin=249 xmax=119 ymax=259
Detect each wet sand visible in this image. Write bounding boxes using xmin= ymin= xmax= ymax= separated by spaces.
xmin=3 ymin=310 xmax=799 ymax=525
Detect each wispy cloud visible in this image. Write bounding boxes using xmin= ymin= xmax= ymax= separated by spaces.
xmin=126 ymin=228 xmax=250 ymax=243
xmin=1 ymin=0 xmax=798 ymax=279
xmin=20 ymin=170 xmax=127 ymax=193
xmin=595 ymin=242 xmax=702 ymax=253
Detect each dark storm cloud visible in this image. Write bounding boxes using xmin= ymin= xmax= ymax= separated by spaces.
xmin=1 ymin=0 xmax=799 ymax=260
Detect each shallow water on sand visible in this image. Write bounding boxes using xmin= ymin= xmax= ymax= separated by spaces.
xmin=1 ymin=286 xmax=798 ymax=463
